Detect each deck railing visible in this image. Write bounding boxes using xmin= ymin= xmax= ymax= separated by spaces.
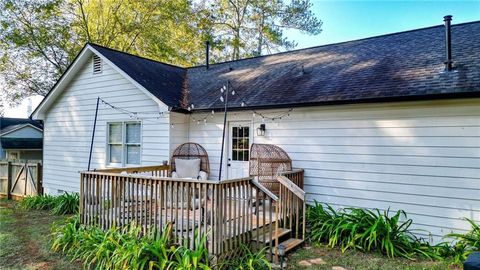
xmin=274 ymin=175 xmax=306 ymax=257
xmin=80 ymin=169 xmax=279 ymax=259
xmin=280 ymin=168 xmax=304 ymax=190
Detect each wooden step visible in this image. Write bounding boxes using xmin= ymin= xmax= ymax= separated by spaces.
xmin=251 ymin=227 xmax=291 ymax=244
xmin=272 ymin=238 xmax=304 ymax=255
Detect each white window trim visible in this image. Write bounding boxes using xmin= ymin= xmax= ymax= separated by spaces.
xmin=106 ymin=121 xmax=142 ymax=167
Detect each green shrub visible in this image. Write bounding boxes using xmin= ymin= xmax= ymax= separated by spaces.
xmin=52 ymin=193 xmax=79 ymax=215
xmin=20 ymin=193 xmax=79 ymax=215
xmin=223 ymin=245 xmax=271 ymax=270
xmin=446 ymin=218 xmax=480 ymax=262
xmin=20 ymin=194 xmax=57 ymax=210
xmin=307 ymin=202 xmax=443 ymax=260
xmin=51 ymin=219 xmax=212 ymax=270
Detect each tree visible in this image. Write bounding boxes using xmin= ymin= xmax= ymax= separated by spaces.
xmin=0 ymin=0 xmax=322 ymax=115
xmin=0 ymin=0 xmax=203 ymax=115
xmin=0 ymin=0 xmax=76 ymax=114
xmin=197 ymin=0 xmax=322 ymax=61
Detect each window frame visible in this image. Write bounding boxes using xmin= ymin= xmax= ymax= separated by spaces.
xmin=106 ymin=121 xmax=142 ymax=167
xmin=231 ymin=126 xmax=250 ymax=162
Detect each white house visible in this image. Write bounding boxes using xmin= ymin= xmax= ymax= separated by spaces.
xmin=32 ymin=18 xmax=480 ymax=241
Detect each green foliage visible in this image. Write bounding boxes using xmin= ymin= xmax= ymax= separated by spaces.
xmin=222 ymin=245 xmax=271 ymax=270
xmin=307 ymin=202 xmax=443 ymax=260
xmin=446 ymin=218 xmax=480 ymax=262
xmin=20 ymin=193 xmax=79 ymax=215
xmin=0 ymin=0 xmax=322 ymax=113
xmin=199 ymin=0 xmax=322 ymax=61
xmin=51 ymin=219 xmax=212 ymax=270
xmin=20 ymin=194 xmax=58 ymax=211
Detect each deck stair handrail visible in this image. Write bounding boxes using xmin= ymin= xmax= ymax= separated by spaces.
xmin=272 ymin=171 xmax=306 ymax=258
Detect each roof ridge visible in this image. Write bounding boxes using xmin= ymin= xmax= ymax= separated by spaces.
xmin=88 ymin=20 xmax=480 ymax=70
xmin=87 ymin=43 xmax=187 ymax=70
xmin=189 ymin=20 xmax=480 ymax=69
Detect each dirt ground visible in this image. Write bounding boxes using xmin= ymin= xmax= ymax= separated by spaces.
xmin=0 ymin=199 xmax=80 ymax=270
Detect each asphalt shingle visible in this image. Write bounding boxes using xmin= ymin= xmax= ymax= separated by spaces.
xmin=90 ymin=21 xmax=480 ymax=111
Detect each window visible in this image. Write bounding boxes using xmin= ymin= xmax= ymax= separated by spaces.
xmin=107 ymin=122 xmax=141 ymax=166
xmin=93 ymin=55 xmax=102 ymax=74
xmin=231 ymin=126 xmax=249 ymax=161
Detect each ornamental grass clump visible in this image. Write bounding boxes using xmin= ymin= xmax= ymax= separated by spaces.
xmin=51 ymin=217 xmax=211 ymax=270
xmin=20 ymin=192 xmax=79 ymax=214
xmin=221 ymin=245 xmax=271 ymax=270
xmin=446 ymin=218 xmax=480 ymax=262
xmin=307 ymin=202 xmax=443 ymax=260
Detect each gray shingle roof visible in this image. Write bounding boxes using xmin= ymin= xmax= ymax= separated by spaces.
xmin=187 ymin=21 xmax=480 ymax=110
xmin=87 ymin=21 xmax=480 ymax=111
xmin=90 ymin=44 xmax=187 ymax=108
xmin=0 ymin=118 xmax=43 ymax=135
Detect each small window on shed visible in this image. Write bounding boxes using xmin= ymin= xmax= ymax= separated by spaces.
xmin=92 ymin=55 xmax=102 ymax=74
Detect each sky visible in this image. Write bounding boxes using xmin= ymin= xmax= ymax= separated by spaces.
xmin=289 ymin=0 xmax=480 ymax=49
xmin=4 ymin=1 xmax=480 ymax=118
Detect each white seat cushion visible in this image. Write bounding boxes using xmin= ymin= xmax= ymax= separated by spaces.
xmin=175 ymin=158 xmax=201 ymax=178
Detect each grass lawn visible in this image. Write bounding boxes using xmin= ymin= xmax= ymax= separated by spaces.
xmin=0 ymin=199 xmax=80 ymax=270
xmin=0 ymin=199 xmax=463 ymax=270
xmin=286 ymin=244 xmax=461 ymax=270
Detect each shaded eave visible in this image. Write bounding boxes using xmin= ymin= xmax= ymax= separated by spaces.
xmin=180 ymin=91 xmax=480 ymax=113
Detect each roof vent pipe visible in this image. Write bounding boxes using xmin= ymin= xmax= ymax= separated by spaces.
xmin=444 ymin=15 xmax=453 ymax=71
xmin=205 ymin=41 xmax=210 ymax=70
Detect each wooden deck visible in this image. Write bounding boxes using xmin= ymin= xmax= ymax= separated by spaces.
xmin=80 ymin=165 xmax=305 ymax=261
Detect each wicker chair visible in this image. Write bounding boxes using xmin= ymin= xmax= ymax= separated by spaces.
xmin=249 ymin=143 xmax=292 ymax=195
xmin=170 ymin=142 xmax=210 ymax=179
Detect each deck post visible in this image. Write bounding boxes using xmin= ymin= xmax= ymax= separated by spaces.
xmin=6 ymin=161 xmax=12 ymax=200
xmin=36 ymin=162 xmax=42 ymax=195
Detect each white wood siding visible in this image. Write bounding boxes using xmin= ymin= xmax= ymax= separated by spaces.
xmin=42 ymin=56 xmax=170 ymax=194
xmin=187 ymin=99 xmax=480 ymax=241
xmin=169 ymin=112 xmax=189 ymax=154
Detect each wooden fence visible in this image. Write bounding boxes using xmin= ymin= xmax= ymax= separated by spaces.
xmin=0 ymin=161 xmax=42 ymax=199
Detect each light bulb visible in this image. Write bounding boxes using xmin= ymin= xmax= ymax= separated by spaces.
xmin=220 ymin=96 xmax=224 ymax=102
xmin=231 ymin=90 xmax=235 ymax=95
xmin=241 ymin=101 xmax=245 ymax=107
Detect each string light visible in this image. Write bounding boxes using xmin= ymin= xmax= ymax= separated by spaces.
xmin=100 ymin=98 xmax=169 ymax=123
xmin=100 ymin=80 xmax=293 ymax=128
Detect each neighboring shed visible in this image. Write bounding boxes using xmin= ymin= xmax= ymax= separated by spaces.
xmin=0 ymin=118 xmax=43 ymax=161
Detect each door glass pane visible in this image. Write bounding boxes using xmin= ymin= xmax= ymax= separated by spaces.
xmin=109 ymin=124 xmax=122 ymax=143
xmin=126 ymin=123 xmax=140 ymax=143
xmin=109 ymin=145 xmax=122 ymax=163
xmin=127 ymin=145 xmax=141 ymax=164
xmin=232 ymin=126 xmax=250 ymax=161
